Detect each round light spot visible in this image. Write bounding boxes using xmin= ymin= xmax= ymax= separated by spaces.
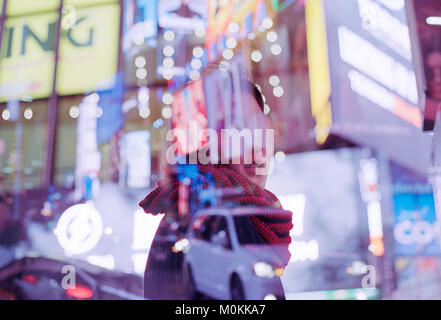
xmin=162 ymin=92 xmax=174 ymax=105
xmin=163 ymin=45 xmax=175 ymax=57
xmin=162 ymin=106 xmax=172 ymax=119
xmin=135 ymin=56 xmax=146 ymax=68
xmin=275 ymin=151 xmax=286 ymax=162
xmin=139 ymin=107 xmax=150 ymax=119
xmin=24 ymin=108 xmax=33 ymax=120
xmin=163 ymin=70 xmax=174 ymax=80
xmin=251 ymin=50 xmax=263 ymax=62
xmin=95 ymin=107 xmax=103 ymax=118
xmin=2 ymin=109 xmax=10 ymax=121
xmin=163 ymin=57 xmax=174 ymax=68
xmin=189 ymin=70 xmax=200 ymax=81
xmin=228 ymin=22 xmax=240 ymax=34
xmin=222 ymin=49 xmax=234 ymax=60
xmin=248 ymin=32 xmax=256 ymax=40
xmin=136 ymin=68 xmax=148 ymax=79
xmin=164 ymin=30 xmax=175 ymax=41
xmin=271 ymin=44 xmax=282 ymax=55
xmin=273 ymin=85 xmax=284 ymax=98
xmin=195 ymin=26 xmax=206 ymax=38
xmin=269 ymin=75 xmax=280 ymax=87
xmin=266 ymin=31 xmax=278 ymax=42
xmin=193 ymin=46 xmax=204 ymax=58
xmin=262 ymin=17 xmax=274 ymax=29
xmin=69 ymin=106 xmax=79 ymax=119
xmin=191 ymin=58 xmax=202 ymax=70
xmin=133 ymin=35 xmax=144 ymax=45
xmin=226 ymin=38 xmax=237 ymax=49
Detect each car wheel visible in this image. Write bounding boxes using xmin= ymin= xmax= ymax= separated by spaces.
xmin=230 ymin=276 xmax=245 ymax=300
xmin=187 ymin=266 xmax=202 ymax=300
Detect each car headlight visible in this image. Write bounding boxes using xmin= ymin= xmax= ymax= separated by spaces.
xmin=253 ymin=262 xmax=275 ymax=278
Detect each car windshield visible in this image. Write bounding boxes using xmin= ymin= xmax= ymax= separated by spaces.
xmin=233 ymin=216 xmax=267 ymax=245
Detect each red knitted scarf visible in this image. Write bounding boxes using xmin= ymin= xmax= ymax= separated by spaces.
xmin=139 ymin=164 xmax=293 ymax=265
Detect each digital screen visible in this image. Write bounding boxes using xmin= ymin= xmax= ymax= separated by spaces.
xmin=318 ymin=0 xmax=432 ymax=175
xmin=171 ymin=78 xmax=209 ymax=156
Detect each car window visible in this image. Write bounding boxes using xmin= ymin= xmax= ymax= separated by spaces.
xmin=210 ymin=216 xmax=232 ymax=250
xmin=233 ymin=216 xmax=267 ymax=245
xmin=192 ymin=215 xmax=216 ymax=242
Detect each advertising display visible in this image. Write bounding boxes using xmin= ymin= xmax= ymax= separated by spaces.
xmin=158 ymin=0 xmax=206 ymax=32
xmin=171 ymin=78 xmax=208 ymax=156
xmin=391 ymin=163 xmax=440 ymax=256
xmin=0 ymin=2 xmax=120 ymax=101
xmin=206 ymin=0 xmax=232 ymax=62
xmin=410 ymin=0 xmax=441 ymax=130
xmin=306 ymin=0 xmax=432 ymax=175
xmin=0 ymin=11 xmax=57 ymax=100
xmin=56 ymin=3 xmax=120 ymax=95
xmin=266 ymin=148 xmax=371 ymax=293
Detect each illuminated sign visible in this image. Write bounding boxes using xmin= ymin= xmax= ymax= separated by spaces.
xmin=306 ymin=0 xmax=431 ymax=176
xmin=54 ymin=202 xmax=104 ymax=255
xmin=206 ymin=0 xmax=232 ymax=62
xmin=0 ymin=3 xmax=120 ymax=101
xmin=158 ymin=0 xmax=206 ymax=32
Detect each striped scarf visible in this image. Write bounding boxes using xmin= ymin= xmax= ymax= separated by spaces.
xmin=139 ymin=164 xmax=293 ymax=266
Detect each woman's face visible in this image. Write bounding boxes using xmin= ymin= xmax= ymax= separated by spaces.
xmin=230 ymin=92 xmax=273 ymax=189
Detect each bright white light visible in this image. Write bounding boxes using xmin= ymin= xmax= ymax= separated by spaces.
xmin=139 ymin=107 xmax=150 ymax=119
xmin=193 ymin=46 xmax=204 ymax=58
xmin=132 ymin=209 xmax=164 ymax=251
xmin=162 ymin=92 xmax=174 ymax=105
xmin=248 ymin=33 xmax=256 ymax=40
xmin=54 ymin=203 xmax=103 ymax=255
xmin=426 ymin=16 xmax=441 ymax=26
xmin=251 ymin=50 xmax=263 ymax=62
xmin=271 ymin=44 xmax=282 ymax=55
xmin=173 ymin=238 xmax=190 ymax=252
xmin=275 ymin=151 xmax=286 ymax=162
xmin=162 ymin=106 xmax=172 ymax=119
xmin=226 ymin=38 xmax=237 ymax=49
xmin=264 ymin=294 xmax=277 ymax=300
xmin=266 ymin=31 xmax=278 ymax=42
xmin=228 ymin=22 xmax=240 ymax=34
xmin=191 ymin=58 xmax=202 ymax=70
xmin=163 ymin=70 xmax=174 ymax=80
xmin=289 ymin=239 xmax=319 ymax=262
xmin=132 ymin=253 xmax=148 ymax=274
xmin=2 ymin=109 xmax=10 ymax=121
xmin=269 ymin=75 xmax=280 ymax=87
xmin=138 ymin=87 xmax=150 ymax=104
xmin=86 ymin=255 xmax=115 ymax=270
xmin=163 ymin=57 xmax=174 ymax=68
xmin=163 ymin=45 xmax=175 ymax=57
xmin=262 ymin=17 xmax=274 ymax=29
xmin=88 ymin=93 xmax=100 ymax=104
xmin=195 ymin=26 xmax=206 ymax=38
xmin=164 ymin=30 xmax=175 ymax=41
xmin=253 ymin=262 xmax=274 ymax=278
xmin=133 ymin=35 xmax=144 ymax=45
xmin=136 ymin=68 xmax=148 ymax=79
xmin=95 ymin=107 xmax=103 ymax=118
xmin=135 ymin=56 xmax=146 ymax=68
xmin=263 ymin=104 xmax=270 ymax=115
xmin=222 ymin=49 xmax=234 ymax=60
xmin=273 ymin=85 xmax=284 ymax=97
xmin=69 ymin=106 xmax=79 ymax=119
xmin=24 ymin=108 xmax=33 ymax=120
xmin=104 ymin=227 xmax=113 ymax=235
xmin=189 ymin=70 xmax=200 ymax=81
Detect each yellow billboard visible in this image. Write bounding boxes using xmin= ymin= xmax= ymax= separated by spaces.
xmin=57 ymin=4 xmax=120 ymax=95
xmin=6 ymin=0 xmax=59 ymax=16
xmin=0 ymin=12 xmax=57 ymax=101
xmin=0 ymin=3 xmax=120 ymax=101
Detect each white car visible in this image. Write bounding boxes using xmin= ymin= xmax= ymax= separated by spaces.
xmin=182 ymin=207 xmax=288 ymax=300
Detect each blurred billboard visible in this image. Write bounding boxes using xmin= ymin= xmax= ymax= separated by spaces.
xmin=305 ymin=0 xmax=432 ymax=175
